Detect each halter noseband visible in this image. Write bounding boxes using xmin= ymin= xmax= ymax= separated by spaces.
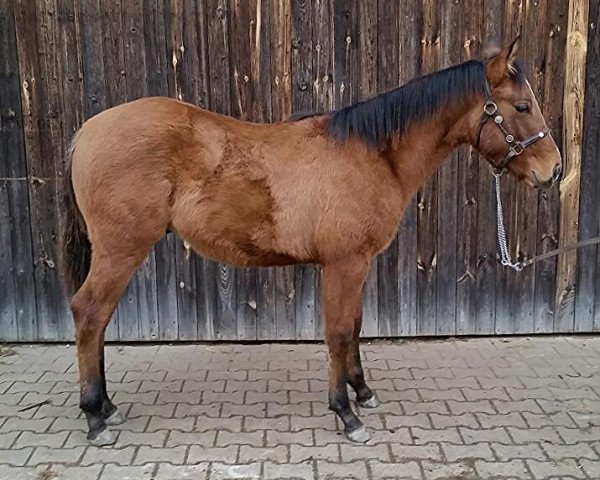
xmin=475 ymin=79 xmax=551 ymax=176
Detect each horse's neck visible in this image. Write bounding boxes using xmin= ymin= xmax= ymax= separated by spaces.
xmin=389 ymin=103 xmax=474 ymax=199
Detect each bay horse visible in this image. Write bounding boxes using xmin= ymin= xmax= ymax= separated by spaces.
xmin=60 ymin=37 xmax=561 ymax=445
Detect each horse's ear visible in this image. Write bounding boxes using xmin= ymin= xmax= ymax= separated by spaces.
xmin=485 ymin=35 xmax=521 ymax=85
xmin=505 ymin=35 xmax=521 ymax=72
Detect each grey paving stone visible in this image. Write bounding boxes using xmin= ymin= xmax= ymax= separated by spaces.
xmin=526 ymin=459 xmax=586 ymax=478
xmin=188 ymin=445 xmax=239 ymax=463
xmin=441 ymin=442 xmax=494 ymax=461
xmin=475 ymin=459 xmax=532 ymax=479
xmin=27 ymin=446 xmax=85 ymax=465
xmin=210 ymin=461 xmax=261 ymax=479
xmin=238 ymin=445 xmax=288 ymax=463
xmin=80 ymin=446 xmax=137 ymax=466
xmin=391 ymin=443 xmax=442 ymax=461
xmin=290 ymin=444 xmax=338 ymax=462
xmin=491 ymin=442 xmax=547 ymax=460
xmin=263 ymin=460 xmax=314 ymax=480
xmin=0 ymin=447 xmax=33 ymax=466
xmin=316 ymin=460 xmax=368 ymax=479
xmin=421 ymin=460 xmax=476 ymax=479
xmin=154 ymin=462 xmax=209 ymax=479
xmin=368 ymin=460 xmax=422 ymax=480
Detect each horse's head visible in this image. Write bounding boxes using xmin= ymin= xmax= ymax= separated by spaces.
xmin=473 ymin=36 xmax=562 ymax=188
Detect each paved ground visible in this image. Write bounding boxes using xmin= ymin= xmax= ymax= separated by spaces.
xmin=1 ymin=337 xmax=600 ymax=479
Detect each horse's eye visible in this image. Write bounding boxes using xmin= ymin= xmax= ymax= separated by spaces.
xmin=515 ymin=103 xmax=530 ymax=113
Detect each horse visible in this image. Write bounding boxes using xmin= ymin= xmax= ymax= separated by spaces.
xmin=60 ymin=36 xmax=561 ymax=445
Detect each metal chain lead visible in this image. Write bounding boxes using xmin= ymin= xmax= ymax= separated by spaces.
xmin=494 ymin=173 xmax=525 ymax=271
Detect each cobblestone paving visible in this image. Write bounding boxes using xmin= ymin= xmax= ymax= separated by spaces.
xmin=1 ymin=336 xmax=600 ymax=479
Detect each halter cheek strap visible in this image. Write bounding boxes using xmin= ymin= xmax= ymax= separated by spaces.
xmin=475 ymin=79 xmax=551 ymax=175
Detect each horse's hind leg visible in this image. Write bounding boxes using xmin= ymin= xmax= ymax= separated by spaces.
xmin=322 ymin=256 xmax=371 ymax=443
xmin=72 ymin=246 xmax=154 ymax=445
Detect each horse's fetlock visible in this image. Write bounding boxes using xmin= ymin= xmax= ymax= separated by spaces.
xmin=80 ymin=379 xmax=103 ymax=415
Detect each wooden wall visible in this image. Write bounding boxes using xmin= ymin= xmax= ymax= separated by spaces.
xmin=1 ymin=0 xmax=598 ymax=342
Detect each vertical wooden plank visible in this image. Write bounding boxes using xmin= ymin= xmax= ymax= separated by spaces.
xmin=39 ymin=0 xmax=71 ymax=341
xmin=165 ymin=0 xmax=201 ymax=340
xmin=229 ymin=0 xmax=271 ymax=340
xmin=397 ymin=0 xmax=420 ymax=337
xmin=311 ymin=0 xmax=332 ymax=339
xmin=535 ymin=0 xmax=568 ymax=333
xmin=121 ymin=0 xmax=158 ymax=341
xmin=416 ymin=0 xmax=440 ymax=336
xmin=556 ymin=0 xmax=589 ymax=331
xmin=56 ymin=0 xmax=84 ymax=341
xmin=576 ymin=0 xmax=599 ymax=331
xmin=375 ymin=0 xmax=397 ymax=337
xmin=507 ymin=0 xmax=547 ymax=335
xmin=474 ymin=0 xmax=503 ymax=335
xmin=436 ymin=0 xmax=463 ymax=336
xmin=143 ymin=0 xmax=179 ymax=340
xmin=13 ymin=0 xmax=61 ymax=341
xmin=291 ymin=0 xmax=317 ymax=340
xmin=206 ymin=0 xmax=237 ymax=340
xmin=0 ymin=0 xmax=36 ymax=342
xmin=0 ymin=177 xmax=17 ymax=342
xmin=455 ymin=0 xmax=482 ymax=335
xmin=494 ymin=0 xmax=523 ymax=335
xmin=0 ymin=4 xmax=17 ymax=341
xmin=79 ymin=0 xmax=119 ymax=340
xmin=268 ymin=0 xmax=294 ymax=340
xmin=186 ymin=1 xmax=215 ymax=341
xmin=352 ymin=0 xmax=377 ymax=338
xmin=98 ymin=0 xmax=126 ymax=341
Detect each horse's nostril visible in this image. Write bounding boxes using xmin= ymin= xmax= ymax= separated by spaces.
xmin=552 ymin=164 xmax=562 ymax=182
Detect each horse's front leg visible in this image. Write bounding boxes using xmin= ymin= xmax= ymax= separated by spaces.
xmin=347 ymin=327 xmax=379 ymax=408
xmin=322 ymin=256 xmax=371 ymax=442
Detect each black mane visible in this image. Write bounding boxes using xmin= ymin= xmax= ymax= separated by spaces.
xmin=327 ymin=60 xmax=488 ymax=148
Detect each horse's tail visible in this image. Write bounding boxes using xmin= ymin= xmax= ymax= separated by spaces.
xmin=60 ymin=130 xmax=91 ymax=298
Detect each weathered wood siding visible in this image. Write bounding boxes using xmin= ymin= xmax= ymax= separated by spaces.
xmin=1 ymin=0 xmax=598 ymax=341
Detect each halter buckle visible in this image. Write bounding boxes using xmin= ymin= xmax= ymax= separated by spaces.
xmin=483 ymin=102 xmax=497 ymax=116
xmin=509 ymin=143 xmax=524 ymax=156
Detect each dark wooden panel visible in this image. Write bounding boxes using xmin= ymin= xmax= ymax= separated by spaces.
xmin=455 ymin=0 xmax=482 ymax=335
xmin=78 ymin=0 xmax=121 ymax=342
xmin=494 ymin=1 xmax=523 ymax=335
xmin=535 ymin=0 xmax=568 ymax=333
xmin=143 ymin=0 xmax=178 ymax=341
xmin=374 ymin=0 xmax=397 ymax=337
xmin=291 ymin=0 xmax=318 ymax=340
xmin=416 ymin=0 xmax=440 ymax=336
xmin=474 ymin=0 xmax=504 ymax=336
xmin=436 ymin=0 xmax=463 ymax=336
xmin=396 ymin=0 xmax=420 ymax=337
xmin=14 ymin=0 xmax=60 ymax=341
xmin=576 ymin=0 xmax=600 ymax=331
xmin=206 ymin=0 xmax=237 ymax=340
xmin=0 ymin=0 xmax=36 ymax=342
xmin=310 ymin=0 xmax=332 ymax=339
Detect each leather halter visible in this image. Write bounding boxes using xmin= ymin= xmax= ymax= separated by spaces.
xmin=475 ymin=79 xmax=551 ymax=176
